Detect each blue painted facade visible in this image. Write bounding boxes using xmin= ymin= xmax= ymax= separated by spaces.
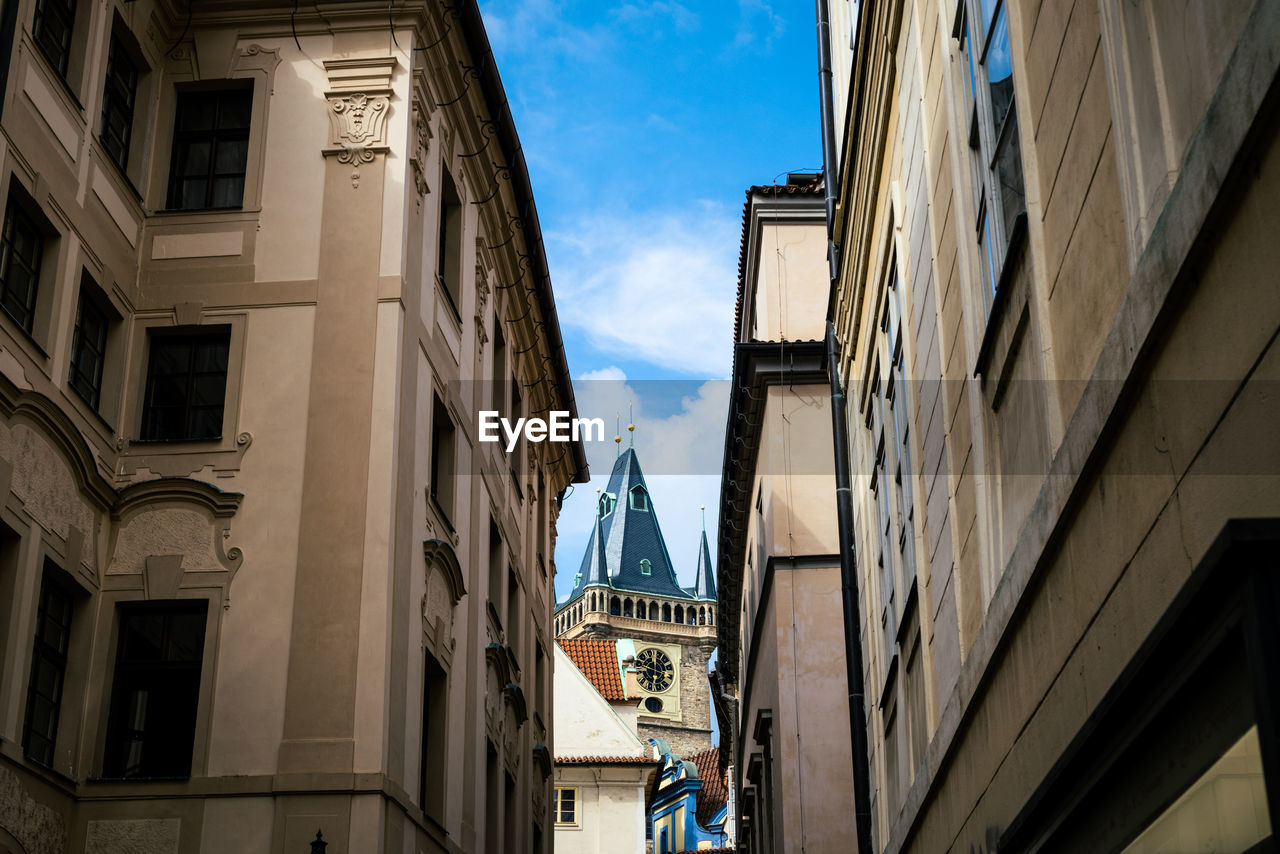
xmin=648 ymin=739 xmax=729 ymax=854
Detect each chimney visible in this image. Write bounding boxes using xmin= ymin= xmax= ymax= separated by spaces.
xmin=621 ymin=655 xmax=640 ymax=698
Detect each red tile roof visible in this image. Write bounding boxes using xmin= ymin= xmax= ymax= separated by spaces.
xmin=734 ymin=176 xmax=824 ymax=344
xmin=555 ymin=755 xmax=659 ymax=765
xmin=558 ymin=638 xmax=627 ymax=701
xmin=688 ymin=744 xmax=730 ymax=828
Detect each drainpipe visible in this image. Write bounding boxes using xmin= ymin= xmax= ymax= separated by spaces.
xmin=827 ymin=320 xmax=875 ymax=854
xmin=816 ymin=0 xmax=842 ymax=281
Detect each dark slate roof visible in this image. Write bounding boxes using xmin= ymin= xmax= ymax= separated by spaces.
xmin=577 ymin=512 xmax=610 ymax=589
xmin=692 ymin=529 xmax=716 ymax=600
xmin=560 ymin=449 xmax=716 ymax=608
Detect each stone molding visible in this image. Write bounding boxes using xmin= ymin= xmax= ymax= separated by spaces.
xmin=323 ymin=57 xmax=397 ymax=187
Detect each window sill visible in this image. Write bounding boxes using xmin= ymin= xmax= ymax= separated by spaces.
xmin=428 ymin=493 xmax=456 ymax=536
xmin=878 ymin=651 xmax=900 ymax=710
xmin=973 ymin=212 xmax=1029 ymax=378
xmin=131 ymin=435 xmax=223 ymax=447
xmin=435 ymin=275 xmax=462 ymax=326
xmin=92 ymin=139 xmax=143 ymax=203
xmin=0 ymin=312 xmax=50 ymax=363
xmin=87 ymin=775 xmax=191 ymax=784
xmin=31 ymin=42 xmax=84 ymax=114
xmin=66 ymin=384 xmax=116 ymax=437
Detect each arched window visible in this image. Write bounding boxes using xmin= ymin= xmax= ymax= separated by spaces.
xmin=598 ymin=492 xmax=617 ymax=517
xmin=651 ymin=600 xmax=659 ymax=618
xmin=674 ymin=605 xmax=684 ymax=624
xmin=623 ymin=598 xmax=634 ymax=617
xmin=640 ymin=559 xmax=652 ymax=575
xmin=636 ymin=601 xmax=647 ymax=619
xmin=662 ymin=603 xmax=672 ymax=622
xmin=629 ymin=485 xmax=649 ymax=511
xmin=688 ymin=609 xmax=697 ymax=626
xmin=699 ymin=606 xmax=706 ymax=625
xmin=610 ymin=596 xmax=621 ymax=616
xmin=708 ymin=608 xmax=714 ymax=626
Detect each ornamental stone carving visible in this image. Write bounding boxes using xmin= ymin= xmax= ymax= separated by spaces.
xmin=323 ymin=57 xmax=397 ymax=187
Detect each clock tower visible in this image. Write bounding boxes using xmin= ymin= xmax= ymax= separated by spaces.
xmin=554 ymin=448 xmax=718 ymax=756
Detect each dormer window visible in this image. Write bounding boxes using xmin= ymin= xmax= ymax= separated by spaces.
xmin=640 ymin=559 xmax=651 ymax=575
xmin=629 ymin=485 xmax=649 ymax=511
xmin=574 ymin=572 xmax=582 ymax=588
xmin=598 ymin=492 xmax=617 ymax=518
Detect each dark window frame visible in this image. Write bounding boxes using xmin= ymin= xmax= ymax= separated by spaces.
xmin=99 ymin=33 xmax=139 ymax=174
xmin=32 ymin=0 xmax=77 ymax=80
xmin=166 ymin=86 xmax=253 ymax=211
xmin=429 ymin=394 xmax=457 ymax=526
xmin=22 ymin=569 xmax=74 ymax=768
xmin=68 ymin=281 xmax=110 ymax=410
xmin=956 ymin=0 xmax=1026 ymax=312
xmin=0 ymin=197 xmax=46 ymax=334
xmin=436 ymin=169 xmax=462 ymax=321
xmin=102 ymin=601 xmax=208 ymax=780
xmin=139 ymin=326 xmax=231 ymax=442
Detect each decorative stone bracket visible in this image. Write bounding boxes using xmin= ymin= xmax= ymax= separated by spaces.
xmin=322 ymin=57 xmax=397 ymax=188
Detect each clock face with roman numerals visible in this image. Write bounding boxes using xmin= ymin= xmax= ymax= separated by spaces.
xmin=635 ymin=647 xmax=674 ymax=693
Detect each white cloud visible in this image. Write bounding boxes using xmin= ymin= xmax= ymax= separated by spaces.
xmin=481 ymin=0 xmax=611 ymax=61
xmin=732 ymin=0 xmax=786 ymax=51
xmin=577 ymin=365 xmax=628 ymax=383
xmin=612 ymin=1 xmax=700 ymax=33
xmin=554 ymin=368 xmax=727 ymax=602
xmin=546 ymin=201 xmax=741 ymax=377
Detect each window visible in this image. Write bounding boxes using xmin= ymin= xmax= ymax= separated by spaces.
xmin=103 ymin=602 xmax=207 ymax=778
xmin=0 ymin=197 xmax=45 ymax=334
xmin=506 ymin=568 xmax=520 ymax=652
xmin=553 ymin=787 xmax=578 ymax=825
xmin=100 ymin=34 xmax=138 ymax=172
xmin=140 ymin=328 xmax=231 ymax=442
xmin=167 ymin=87 xmax=252 ymax=210
xmin=504 ymin=772 xmax=517 ymax=852
xmin=958 ymin=0 xmax=1025 ymax=309
xmin=22 ymin=570 xmax=73 ymax=767
xmin=870 ymin=363 xmax=897 ymax=672
xmin=599 ymin=492 xmax=616 ymax=518
xmin=630 ymin=485 xmax=649 ymax=511
xmin=32 ymin=0 xmax=76 ymax=79
xmin=437 ymin=170 xmax=462 ymax=318
xmin=419 ymin=649 xmax=447 ymax=818
xmin=68 ymin=281 xmax=110 ymax=410
xmin=491 ymin=322 xmax=506 ymax=417
xmin=640 ymin=558 xmax=652 ymax=575
xmin=429 ymin=395 xmax=456 ymax=523
xmin=488 ymin=520 xmax=504 ymax=620
xmin=485 ymin=742 xmax=501 ymax=854
xmin=508 ymin=372 xmax=522 ymax=491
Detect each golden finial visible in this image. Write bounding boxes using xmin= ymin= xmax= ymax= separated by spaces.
xmin=627 ymin=401 xmax=635 ymax=448
xmin=615 ymin=411 xmax=622 ymax=455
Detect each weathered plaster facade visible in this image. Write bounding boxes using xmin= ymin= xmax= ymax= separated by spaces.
xmin=717 ymin=179 xmax=859 ymax=854
xmin=0 ymin=2 xmax=584 ymax=853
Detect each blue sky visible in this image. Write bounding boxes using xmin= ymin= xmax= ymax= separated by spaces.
xmin=480 ymin=0 xmax=820 ymax=599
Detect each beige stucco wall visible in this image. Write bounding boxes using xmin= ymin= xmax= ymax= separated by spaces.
xmin=827 ymin=0 xmax=1280 ymax=850
xmin=553 ymin=766 xmax=652 ymax=854
xmin=0 ymin=3 xmax=578 ymax=853
xmin=750 ymin=221 xmax=829 ymax=343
